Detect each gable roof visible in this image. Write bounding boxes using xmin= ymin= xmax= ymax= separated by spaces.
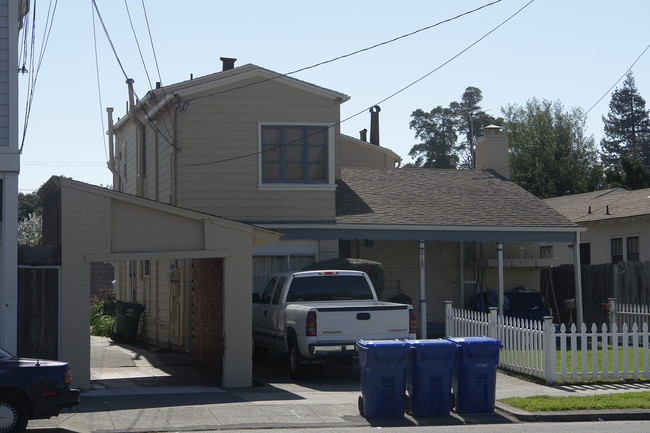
xmin=545 ymin=187 xmax=650 ymax=223
xmin=336 ymin=167 xmax=576 ymax=227
xmin=262 ymin=167 xmax=581 ymax=243
xmin=115 ymin=63 xmax=350 ymax=129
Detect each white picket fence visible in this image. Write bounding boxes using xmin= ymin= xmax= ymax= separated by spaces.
xmin=445 ymin=301 xmax=650 ymax=383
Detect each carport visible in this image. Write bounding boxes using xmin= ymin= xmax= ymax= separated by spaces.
xmin=38 ymin=177 xmax=280 ymax=389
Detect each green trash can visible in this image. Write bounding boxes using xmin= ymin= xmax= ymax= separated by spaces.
xmin=111 ymin=300 xmax=144 ymax=344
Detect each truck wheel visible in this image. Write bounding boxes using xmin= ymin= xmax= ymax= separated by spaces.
xmin=0 ymin=393 xmax=28 ymax=433
xmin=288 ymin=339 xmax=307 ymax=379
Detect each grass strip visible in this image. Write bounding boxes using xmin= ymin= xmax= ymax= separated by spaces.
xmin=499 ymin=391 xmax=650 ymax=411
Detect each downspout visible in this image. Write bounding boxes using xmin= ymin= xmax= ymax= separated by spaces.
xmin=171 ymin=106 xmax=178 ymax=205
xmin=419 ymin=240 xmax=427 ymax=338
xmin=106 ymin=107 xmax=119 ymax=188
xmin=497 ymin=242 xmax=504 ymax=316
xmin=127 ymin=78 xmax=145 ymax=197
xmin=574 ymin=231 xmax=584 ymax=325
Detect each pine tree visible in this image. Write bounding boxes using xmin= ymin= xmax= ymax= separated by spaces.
xmin=601 ymin=71 xmax=650 ymax=168
xmin=408 ymin=106 xmax=459 ymax=168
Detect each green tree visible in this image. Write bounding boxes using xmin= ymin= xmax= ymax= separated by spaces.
xmin=503 ymin=98 xmax=601 ymax=198
xmin=449 ymin=86 xmax=503 ymax=168
xmin=601 ymin=71 xmax=650 ymax=168
xmin=408 ymin=106 xmax=459 ymax=168
xmin=18 ymin=191 xmax=42 ymax=221
xmin=605 ymin=156 xmax=650 ymax=190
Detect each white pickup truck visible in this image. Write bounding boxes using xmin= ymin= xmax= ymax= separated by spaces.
xmin=252 ymin=270 xmax=417 ymax=377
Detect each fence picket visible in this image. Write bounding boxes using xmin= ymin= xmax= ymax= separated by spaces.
xmin=445 ymin=300 xmax=650 ymax=383
xmin=612 ymin=322 xmax=619 ymax=380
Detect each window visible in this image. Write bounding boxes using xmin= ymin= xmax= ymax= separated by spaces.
xmin=627 ymin=236 xmax=640 ymax=262
xmin=611 ymin=236 xmax=639 ymax=263
xmin=253 ymin=255 xmax=316 ymax=294
xmin=142 ymin=260 xmax=151 ymax=277
xmin=611 ymin=238 xmax=623 ymax=263
xmin=540 ymin=245 xmax=552 ymax=259
xmin=261 ymin=125 xmax=328 ymax=184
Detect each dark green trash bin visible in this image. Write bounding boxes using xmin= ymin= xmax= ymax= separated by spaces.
xmin=111 ymin=300 xmax=144 ymax=344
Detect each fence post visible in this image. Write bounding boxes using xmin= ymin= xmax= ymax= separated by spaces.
xmin=488 ymin=307 xmax=498 ymax=339
xmin=543 ymin=316 xmax=556 ymax=384
xmin=608 ymin=298 xmax=617 ymax=329
xmin=445 ymin=301 xmax=453 ymax=337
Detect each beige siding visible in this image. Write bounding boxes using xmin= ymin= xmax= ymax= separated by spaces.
xmin=174 ymin=77 xmax=340 ymax=221
xmin=339 ymin=135 xmax=401 ymax=168
xmin=353 ymin=240 xmax=460 ymax=323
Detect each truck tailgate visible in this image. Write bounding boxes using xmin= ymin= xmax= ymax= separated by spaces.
xmin=314 ymin=303 xmax=410 ymax=341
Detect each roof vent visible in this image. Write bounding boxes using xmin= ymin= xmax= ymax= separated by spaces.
xmin=359 ymin=128 xmax=367 ymax=142
xmin=369 ymin=105 xmax=380 ymax=146
xmin=220 ymin=57 xmax=237 ymax=71
xmin=606 ymin=205 xmax=610 ymax=215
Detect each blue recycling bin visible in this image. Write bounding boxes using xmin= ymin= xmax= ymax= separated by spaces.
xmin=356 ymin=339 xmax=411 ymax=418
xmin=447 ymin=336 xmax=501 ymax=414
xmin=406 ymin=339 xmax=456 ymax=417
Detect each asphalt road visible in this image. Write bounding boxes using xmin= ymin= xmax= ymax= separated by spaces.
xmin=200 ymin=420 xmax=650 ymax=433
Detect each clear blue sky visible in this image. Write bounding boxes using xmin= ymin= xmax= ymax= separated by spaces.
xmin=17 ymin=0 xmax=650 ymax=192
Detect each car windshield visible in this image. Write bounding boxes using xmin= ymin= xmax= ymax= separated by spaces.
xmin=0 ymin=347 xmax=14 ymax=359
xmin=286 ymin=275 xmax=374 ymax=302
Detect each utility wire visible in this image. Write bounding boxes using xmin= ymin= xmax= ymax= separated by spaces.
xmin=92 ymin=0 xmax=176 ymax=149
xmin=20 ymin=0 xmax=58 ymax=152
xmin=123 ymin=0 xmax=174 ymax=139
xmin=92 ymin=0 xmax=129 ymax=81
xmin=124 ymin=0 xmax=153 ymax=89
xmin=92 ymin=2 xmax=108 ymax=161
xmin=187 ymin=0 xmax=503 ymax=104
xmin=581 ymin=41 xmax=650 ymax=120
xmin=186 ymin=0 xmax=534 ymax=167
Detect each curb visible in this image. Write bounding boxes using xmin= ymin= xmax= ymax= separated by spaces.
xmin=495 ymin=402 xmax=650 ymax=422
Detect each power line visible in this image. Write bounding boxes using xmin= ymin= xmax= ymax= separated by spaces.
xmin=92 ymin=1 xmax=108 ymax=162
xmin=92 ymin=0 xmax=129 ymax=81
xmin=581 ymin=41 xmax=650 ymax=120
xmin=20 ymin=0 xmax=59 ymax=153
xmin=124 ymin=0 xmax=153 ymax=89
xmin=187 ymin=0 xmax=503 ymax=104
xmin=186 ymin=0 xmax=534 ymax=168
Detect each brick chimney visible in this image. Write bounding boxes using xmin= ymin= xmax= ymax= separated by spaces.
xmin=475 ymin=125 xmax=509 ymax=179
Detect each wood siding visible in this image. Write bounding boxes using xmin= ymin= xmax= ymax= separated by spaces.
xmin=175 ymin=77 xmax=340 ymax=221
xmin=339 ymin=135 xmax=400 ymax=169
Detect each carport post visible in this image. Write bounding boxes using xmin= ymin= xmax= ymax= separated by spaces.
xmin=419 ymin=240 xmax=427 ymax=338
xmin=573 ymin=231 xmax=584 ymax=325
xmin=497 ymin=242 xmax=504 ymax=316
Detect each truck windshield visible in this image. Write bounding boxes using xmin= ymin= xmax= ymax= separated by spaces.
xmin=286 ymin=275 xmax=374 ymax=302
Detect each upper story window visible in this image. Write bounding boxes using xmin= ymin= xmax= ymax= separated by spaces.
xmin=260 ymin=124 xmax=331 ymax=185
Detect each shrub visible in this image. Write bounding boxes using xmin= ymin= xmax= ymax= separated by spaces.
xmin=302 ymin=258 xmax=385 ymax=299
xmin=90 ymin=295 xmax=115 ymax=337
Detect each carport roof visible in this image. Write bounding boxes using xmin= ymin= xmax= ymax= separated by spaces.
xmin=262 ymin=167 xmax=582 ymax=243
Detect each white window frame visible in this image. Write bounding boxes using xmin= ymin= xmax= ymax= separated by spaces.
xmin=611 ymin=235 xmax=640 ymax=263
xmin=257 ymin=122 xmax=336 ymax=191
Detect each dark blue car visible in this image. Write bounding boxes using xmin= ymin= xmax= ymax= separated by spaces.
xmin=0 ymin=347 xmax=80 ymax=432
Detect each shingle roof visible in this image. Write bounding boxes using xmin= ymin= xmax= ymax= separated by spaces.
xmin=336 ymin=167 xmax=577 ymax=228
xmin=545 ymin=187 xmax=650 ymax=223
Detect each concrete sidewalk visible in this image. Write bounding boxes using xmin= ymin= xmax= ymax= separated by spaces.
xmin=25 ymin=337 xmax=650 ymax=432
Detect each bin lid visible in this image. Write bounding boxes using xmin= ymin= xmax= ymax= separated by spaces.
xmin=356 ymin=339 xmax=410 ymax=349
xmin=409 ymin=338 xmax=455 ymax=347
xmin=447 ymin=336 xmax=501 ymax=346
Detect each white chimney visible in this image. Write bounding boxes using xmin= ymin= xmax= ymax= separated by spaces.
xmin=475 ymin=125 xmax=509 ymax=179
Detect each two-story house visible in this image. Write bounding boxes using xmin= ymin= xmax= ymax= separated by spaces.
xmin=105 ymin=58 xmax=583 ymax=385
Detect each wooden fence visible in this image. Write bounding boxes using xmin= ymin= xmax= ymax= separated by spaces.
xmin=445 ymin=301 xmax=650 ymax=383
xmin=550 ymin=261 xmax=650 ymax=327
